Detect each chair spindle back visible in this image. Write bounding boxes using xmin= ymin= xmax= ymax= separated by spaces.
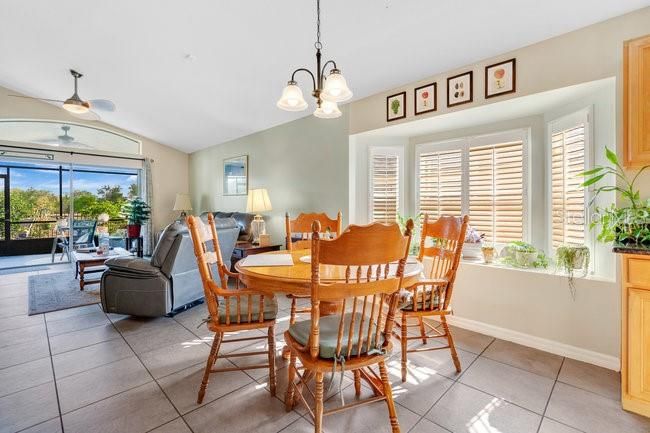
xmin=286 ymin=212 xmax=343 ymax=251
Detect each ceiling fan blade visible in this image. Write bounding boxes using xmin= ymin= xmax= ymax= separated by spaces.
xmin=70 ymin=110 xmax=101 ymax=121
xmin=88 ymin=99 xmax=116 ymax=112
xmin=8 ymin=95 xmax=65 ymax=104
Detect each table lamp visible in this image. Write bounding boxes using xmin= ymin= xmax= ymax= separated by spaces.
xmin=246 ymin=188 xmax=272 ymax=244
xmin=173 ymin=193 xmax=193 ymax=219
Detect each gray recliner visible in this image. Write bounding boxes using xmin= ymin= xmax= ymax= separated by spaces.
xmin=100 ymin=218 xmax=240 ymax=317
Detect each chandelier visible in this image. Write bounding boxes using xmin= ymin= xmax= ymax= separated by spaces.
xmin=276 ymin=0 xmax=353 ymax=119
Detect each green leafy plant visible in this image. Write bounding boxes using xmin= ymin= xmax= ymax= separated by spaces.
xmin=397 ymin=213 xmax=422 ymax=256
xmin=500 ymin=241 xmax=549 ymax=269
xmin=580 ymin=147 xmax=650 ymax=245
xmin=120 ymin=197 xmax=151 ymax=226
xmin=555 ymin=245 xmax=590 ymax=299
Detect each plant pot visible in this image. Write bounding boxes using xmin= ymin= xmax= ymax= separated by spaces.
xmin=481 ymin=247 xmax=495 ymax=264
xmin=462 ymin=243 xmax=483 ymax=259
xmin=127 ymin=224 xmax=141 ymax=238
xmin=515 ymin=251 xmax=538 ymax=267
xmin=570 ymin=249 xmax=588 ymax=270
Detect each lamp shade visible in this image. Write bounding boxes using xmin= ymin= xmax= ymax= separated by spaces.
xmin=313 ymin=100 xmax=342 ymax=119
xmin=246 ymin=188 xmax=272 ymax=213
xmin=173 ymin=193 xmax=193 ymax=211
xmin=321 ymin=69 xmax=353 ymax=103
xmin=276 ymin=82 xmax=308 ymax=112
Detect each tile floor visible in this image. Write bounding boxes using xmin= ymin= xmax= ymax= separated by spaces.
xmin=1 ymin=265 xmax=649 ymax=433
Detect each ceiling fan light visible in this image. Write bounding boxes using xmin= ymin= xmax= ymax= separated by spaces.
xmin=313 ymin=100 xmax=341 ymax=119
xmin=276 ymin=82 xmax=308 ymax=112
xmin=321 ymin=69 xmax=352 ymax=103
xmin=63 ymin=97 xmax=90 ymax=114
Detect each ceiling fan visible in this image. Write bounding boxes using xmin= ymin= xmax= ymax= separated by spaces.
xmin=37 ymin=125 xmax=89 ymax=148
xmin=9 ymin=69 xmax=116 ymax=121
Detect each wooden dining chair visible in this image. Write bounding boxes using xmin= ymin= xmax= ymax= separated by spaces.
xmin=284 ymin=211 xmax=343 ymax=325
xmin=396 ymin=214 xmax=469 ymax=382
xmin=187 ymin=214 xmax=277 ymax=404
xmin=284 ymin=219 xmax=414 ymax=433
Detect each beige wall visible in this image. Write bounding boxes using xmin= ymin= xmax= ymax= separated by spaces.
xmin=349 ymin=7 xmax=650 ymax=201
xmin=189 ymin=108 xmax=350 ymax=245
xmin=0 ymin=85 xmax=189 ymax=232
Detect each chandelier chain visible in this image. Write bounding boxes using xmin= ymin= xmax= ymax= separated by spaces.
xmin=315 ymin=0 xmax=322 ymax=50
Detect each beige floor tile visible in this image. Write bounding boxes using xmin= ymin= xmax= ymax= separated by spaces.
xmin=276 ymin=417 xmax=319 ymax=433
xmin=0 ymin=322 xmax=46 ymax=346
xmin=0 ymin=381 xmax=60 ymax=433
xmin=227 ymin=336 xmax=286 ymax=380
xmin=172 ymin=304 xmax=209 ymax=329
xmin=19 ymin=417 xmax=63 ymax=433
xmin=0 ymin=313 xmax=43 ymax=332
xmin=384 ymin=357 xmax=455 ymax=415
xmin=52 ymin=338 xmax=133 ymax=378
xmin=140 ymin=337 xmax=211 ymax=379
xmin=122 ymin=320 xmax=198 ymax=354
xmin=44 ymin=303 xmax=101 ymax=322
xmin=111 ymin=315 xmax=174 ymax=334
xmin=0 ymin=356 xmax=53 ymax=398
xmin=0 ymin=284 xmax=28 ymax=300
xmin=57 ymin=356 xmax=152 ymax=413
xmin=546 ymin=382 xmax=650 ymax=433
xmin=49 ymin=323 xmax=120 ymax=354
xmin=459 ymin=357 xmax=555 ymax=414
xmin=149 ymin=417 xmax=193 ymax=433
xmin=409 ymin=418 xmax=452 ymax=433
xmin=482 ymin=339 xmax=563 ymax=379
xmin=429 ymin=321 xmax=496 ymax=355
xmin=183 ymin=381 xmax=300 ymax=433
xmin=46 ymin=310 xmax=109 ymax=336
xmin=401 ymin=343 xmax=477 ymax=380
xmin=62 ymin=381 xmax=177 ymax=433
xmin=0 ymin=331 xmax=50 ymax=369
xmin=538 ymin=418 xmax=582 ymax=433
xmin=426 ymin=382 xmax=541 ymax=433
xmin=557 ymin=358 xmax=620 ymax=401
xmin=0 ymin=295 xmax=27 ymax=318
xmin=158 ymin=359 xmax=253 ymax=414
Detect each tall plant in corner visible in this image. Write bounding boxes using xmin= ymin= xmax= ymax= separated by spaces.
xmin=580 ymin=147 xmax=650 ymax=245
xmin=121 ymin=197 xmax=151 ymax=238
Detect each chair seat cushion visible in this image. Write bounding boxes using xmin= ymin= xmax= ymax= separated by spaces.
xmin=288 ymin=312 xmax=385 ymax=359
xmin=218 ymin=295 xmax=278 ymax=323
xmin=398 ymin=288 xmax=441 ymax=311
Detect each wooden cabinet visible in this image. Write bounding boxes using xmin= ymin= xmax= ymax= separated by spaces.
xmin=624 ymin=35 xmax=650 ymax=167
xmin=621 ymin=253 xmax=650 ymax=417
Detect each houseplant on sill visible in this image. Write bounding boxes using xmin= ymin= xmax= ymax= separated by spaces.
xmin=580 ymin=147 xmax=650 ymax=246
xmin=501 ymin=241 xmax=549 ymax=269
xmin=555 ymin=245 xmax=590 ymax=299
xmin=121 ymin=197 xmax=151 ymax=238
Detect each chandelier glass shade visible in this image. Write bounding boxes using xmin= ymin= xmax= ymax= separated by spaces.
xmin=276 ymin=0 xmax=352 ymax=119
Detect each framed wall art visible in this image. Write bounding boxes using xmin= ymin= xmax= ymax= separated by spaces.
xmin=447 ymin=71 xmax=473 ymax=107
xmin=414 ymin=82 xmax=437 ymax=115
xmin=485 ymin=58 xmax=516 ymax=98
xmin=223 ymin=155 xmax=248 ymax=196
xmin=386 ymin=91 xmax=406 ymax=122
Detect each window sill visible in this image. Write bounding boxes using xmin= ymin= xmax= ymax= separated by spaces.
xmin=459 ymin=257 xmax=616 ymax=284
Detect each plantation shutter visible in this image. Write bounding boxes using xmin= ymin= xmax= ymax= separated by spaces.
xmin=551 ymin=124 xmax=586 ymax=248
xmin=418 ymin=149 xmax=463 ymax=219
xmin=468 ymin=140 xmax=524 ymax=243
xmin=370 ymin=152 xmax=399 ymax=223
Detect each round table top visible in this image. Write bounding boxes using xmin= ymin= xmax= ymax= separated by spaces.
xmin=235 ymin=249 xmax=422 ymax=296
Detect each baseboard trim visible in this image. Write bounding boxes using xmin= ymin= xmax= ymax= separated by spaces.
xmin=438 ymin=315 xmax=621 ymax=371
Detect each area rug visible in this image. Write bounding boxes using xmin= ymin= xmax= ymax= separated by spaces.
xmin=28 ymin=271 xmax=100 ymax=315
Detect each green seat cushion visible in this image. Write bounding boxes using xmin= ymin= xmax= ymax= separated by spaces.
xmin=288 ymin=312 xmax=385 ymax=359
xmin=218 ymin=295 xmax=278 ymax=323
xmin=398 ymin=289 xmax=441 ymax=311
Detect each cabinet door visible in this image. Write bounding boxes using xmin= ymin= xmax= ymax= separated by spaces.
xmin=624 ymin=34 xmax=650 ymax=167
xmin=628 ymin=287 xmax=650 ymax=401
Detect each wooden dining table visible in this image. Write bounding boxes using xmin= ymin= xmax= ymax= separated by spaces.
xmin=235 ymin=248 xmax=423 ymax=396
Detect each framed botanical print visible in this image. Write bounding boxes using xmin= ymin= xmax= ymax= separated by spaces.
xmin=223 ymin=155 xmax=248 ymax=196
xmin=485 ymin=58 xmax=516 ymax=98
xmin=414 ymin=82 xmax=437 ymax=115
xmin=386 ymin=91 xmax=406 ymax=122
xmin=447 ymin=71 xmax=473 ymax=107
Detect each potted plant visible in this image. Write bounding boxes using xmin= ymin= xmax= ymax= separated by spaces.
xmin=501 ymin=241 xmax=549 ymax=269
xmin=556 ymin=245 xmax=590 ymax=298
xmin=462 ymin=226 xmax=485 ymax=259
xmin=121 ymin=197 xmax=151 ymax=238
xmin=481 ymin=244 xmax=496 ymax=264
xmin=580 ymin=147 xmax=650 ymax=245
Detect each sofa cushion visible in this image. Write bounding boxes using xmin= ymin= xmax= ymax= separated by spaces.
xmin=217 ymin=295 xmax=278 ymax=323
xmin=151 ymin=222 xmax=186 ymax=269
xmin=288 ymin=313 xmax=385 ymax=359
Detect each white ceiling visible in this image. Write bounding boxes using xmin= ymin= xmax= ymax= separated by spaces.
xmin=0 ymin=1 xmax=648 ymax=153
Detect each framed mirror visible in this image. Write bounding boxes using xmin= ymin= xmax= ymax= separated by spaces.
xmin=223 ymin=155 xmax=248 ymax=196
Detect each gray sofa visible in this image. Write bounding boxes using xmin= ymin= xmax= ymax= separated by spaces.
xmin=100 ymin=218 xmax=240 ymax=317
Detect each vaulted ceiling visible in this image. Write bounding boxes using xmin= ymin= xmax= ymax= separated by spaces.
xmin=1 ymin=0 xmax=648 ymax=153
